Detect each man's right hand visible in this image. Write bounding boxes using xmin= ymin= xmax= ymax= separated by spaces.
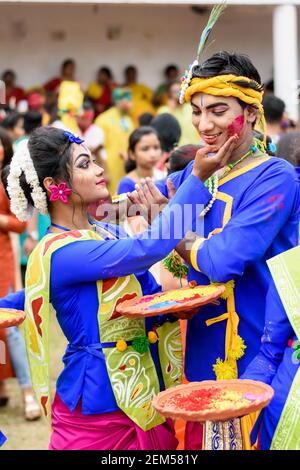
xmin=192 ymin=134 xmax=239 ymax=182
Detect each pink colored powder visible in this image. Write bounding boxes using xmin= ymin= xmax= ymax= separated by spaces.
xmin=227 ymin=115 xmax=245 ymax=137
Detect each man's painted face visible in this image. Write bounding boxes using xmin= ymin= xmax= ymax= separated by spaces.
xmin=191 ymin=92 xmax=256 ymax=148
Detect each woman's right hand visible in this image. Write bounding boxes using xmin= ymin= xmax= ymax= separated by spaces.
xmin=192 ymin=134 xmax=239 ymax=182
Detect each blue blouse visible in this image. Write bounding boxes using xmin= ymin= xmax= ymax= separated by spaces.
xmin=0 ymin=174 xmax=211 ymax=414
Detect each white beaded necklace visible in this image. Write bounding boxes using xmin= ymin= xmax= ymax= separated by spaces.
xmin=200 ymin=173 xmax=219 ymax=217
xmin=200 ymin=140 xmax=261 ymax=217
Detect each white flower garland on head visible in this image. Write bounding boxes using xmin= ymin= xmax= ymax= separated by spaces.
xmin=179 ymin=59 xmax=199 ymax=105
xmin=7 ymin=140 xmax=48 ymax=221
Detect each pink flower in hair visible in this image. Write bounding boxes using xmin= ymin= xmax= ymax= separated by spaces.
xmin=49 ymin=182 xmax=72 ymax=204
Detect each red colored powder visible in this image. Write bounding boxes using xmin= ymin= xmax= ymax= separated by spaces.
xmin=227 ymin=115 xmax=245 ymax=137
xmin=167 ymin=388 xmax=223 ymax=411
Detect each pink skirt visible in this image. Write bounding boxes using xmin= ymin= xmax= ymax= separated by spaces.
xmin=184 ymin=422 xmax=204 ymax=450
xmin=49 ymin=393 xmax=178 ymax=450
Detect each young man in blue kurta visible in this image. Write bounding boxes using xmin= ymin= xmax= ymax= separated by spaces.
xmin=157 ymin=157 xmax=299 ymax=382
xmin=153 ymin=51 xmax=300 ymax=448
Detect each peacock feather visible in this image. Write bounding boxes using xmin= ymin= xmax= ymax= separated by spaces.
xmin=197 ymin=2 xmax=227 ymax=62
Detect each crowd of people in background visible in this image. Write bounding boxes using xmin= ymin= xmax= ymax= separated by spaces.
xmin=0 ymin=57 xmax=299 ymax=427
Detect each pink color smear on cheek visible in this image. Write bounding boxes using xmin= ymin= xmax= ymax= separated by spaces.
xmin=227 ymin=115 xmax=245 ymax=137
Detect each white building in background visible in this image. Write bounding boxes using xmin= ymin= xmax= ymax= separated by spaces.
xmin=0 ymin=0 xmax=299 ymax=120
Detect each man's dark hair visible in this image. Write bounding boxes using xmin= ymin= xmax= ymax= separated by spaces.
xmin=192 ymin=51 xmax=263 ymax=93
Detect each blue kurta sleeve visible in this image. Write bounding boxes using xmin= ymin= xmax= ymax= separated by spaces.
xmin=117 ymin=177 xmax=136 ymax=195
xmin=155 ymin=160 xmax=194 ymax=197
xmin=0 ymin=289 xmax=25 ymax=311
xmin=190 ymin=161 xmax=300 ymax=282
xmin=51 ymin=174 xmax=211 ymax=287
xmin=241 ymin=280 xmax=294 ymax=384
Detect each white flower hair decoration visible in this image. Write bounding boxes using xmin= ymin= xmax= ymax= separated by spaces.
xmin=7 ymin=140 xmax=48 ymax=221
xmin=179 ymin=59 xmax=199 ymax=104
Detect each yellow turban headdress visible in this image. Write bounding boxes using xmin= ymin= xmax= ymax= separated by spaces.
xmin=178 ymin=2 xmax=266 ymax=145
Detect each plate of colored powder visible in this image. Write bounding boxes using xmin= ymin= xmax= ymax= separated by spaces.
xmin=116 ymin=284 xmax=225 ymax=318
xmin=152 ymin=380 xmax=274 ymax=422
xmin=0 ymin=309 xmax=26 ymax=328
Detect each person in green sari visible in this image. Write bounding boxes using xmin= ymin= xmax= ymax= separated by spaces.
xmin=242 ymin=244 xmax=300 ymax=449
